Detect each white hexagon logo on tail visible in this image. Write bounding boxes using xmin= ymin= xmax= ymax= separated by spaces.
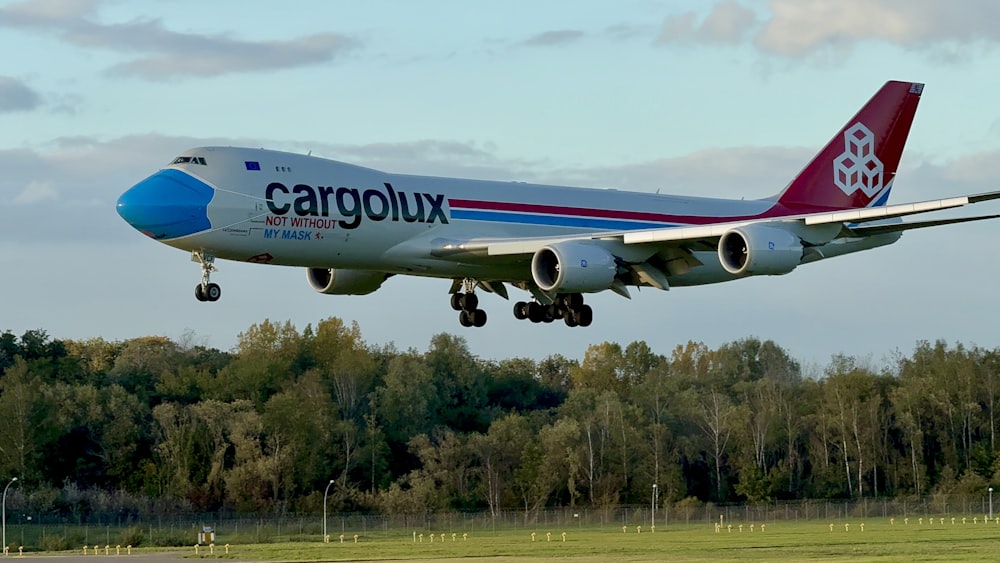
xmin=833 ymin=123 xmax=883 ymax=197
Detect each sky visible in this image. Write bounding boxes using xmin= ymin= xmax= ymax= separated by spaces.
xmin=2 ymin=0 xmax=1000 ymax=369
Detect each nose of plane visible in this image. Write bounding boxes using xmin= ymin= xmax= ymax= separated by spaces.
xmin=116 ymin=169 xmax=214 ymax=239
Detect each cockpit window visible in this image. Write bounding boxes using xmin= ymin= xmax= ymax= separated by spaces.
xmin=171 ymin=156 xmax=207 ymax=165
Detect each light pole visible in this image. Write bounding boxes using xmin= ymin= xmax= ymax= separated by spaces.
xmin=323 ymin=479 xmax=335 ymax=542
xmin=2 ymin=477 xmax=17 ymax=555
xmin=990 ymin=487 xmax=994 ymax=520
xmin=652 ymin=484 xmax=658 ymax=529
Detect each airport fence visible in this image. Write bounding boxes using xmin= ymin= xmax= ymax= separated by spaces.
xmin=4 ymin=494 xmax=999 ymax=550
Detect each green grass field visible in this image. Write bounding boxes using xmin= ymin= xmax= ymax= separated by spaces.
xmin=163 ymin=519 xmax=1000 ymax=562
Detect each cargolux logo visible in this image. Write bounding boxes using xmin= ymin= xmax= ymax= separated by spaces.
xmin=265 ymin=182 xmax=448 ymax=229
xmin=833 ymin=123 xmax=883 ymax=198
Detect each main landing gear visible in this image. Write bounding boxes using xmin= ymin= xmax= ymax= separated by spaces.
xmin=451 ymin=283 xmax=487 ymax=327
xmin=513 ymin=293 xmax=592 ymax=327
xmin=192 ymin=251 xmax=221 ymax=302
xmin=448 ymin=280 xmax=592 ymax=328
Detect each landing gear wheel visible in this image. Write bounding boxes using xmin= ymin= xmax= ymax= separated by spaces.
xmin=459 ymin=292 xmax=478 ymax=311
xmin=195 ymin=284 xmax=207 ymax=302
xmin=205 ymin=283 xmax=221 ymax=302
xmin=527 ymin=302 xmax=544 ymax=323
xmin=450 ymin=293 xmax=463 ymax=311
xmin=472 ymin=309 xmax=487 ymax=327
xmin=547 ymin=305 xmax=562 ymax=320
xmin=562 ymin=293 xmax=584 ymax=310
xmin=564 ymin=314 xmax=579 ymax=327
xmin=459 ymin=311 xmax=474 ymax=327
xmin=542 ymin=307 xmax=555 ymax=323
xmin=577 ymin=304 xmax=593 ymax=327
xmin=513 ymin=301 xmax=530 ymax=320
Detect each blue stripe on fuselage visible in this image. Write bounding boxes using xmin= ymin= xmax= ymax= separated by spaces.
xmin=449 ymin=209 xmax=679 ymax=231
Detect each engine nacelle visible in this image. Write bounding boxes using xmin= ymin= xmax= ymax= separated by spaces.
xmin=531 ymin=242 xmax=617 ymax=293
xmin=718 ymin=225 xmax=802 ymax=276
xmin=307 ymin=268 xmax=387 ymax=295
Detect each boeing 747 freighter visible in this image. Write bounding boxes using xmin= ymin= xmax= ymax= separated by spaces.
xmin=117 ymin=81 xmax=1000 ymax=327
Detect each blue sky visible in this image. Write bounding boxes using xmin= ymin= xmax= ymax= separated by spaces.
xmin=2 ymin=0 xmax=1000 ymax=369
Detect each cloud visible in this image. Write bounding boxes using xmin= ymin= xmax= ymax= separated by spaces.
xmin=656 ymin=1 xmax=1000 ymax=59
xmin=13 ymin=180 xmax=58 ymax=204
xmin=657 ymin=1 xmax=759 ymax=46
xmin=2 ymin=0 xmax=97 ymax=21
xmin=517 ymin=30 xmax=585 ymax=48
xmin=104 ymin=33 xmax=352 ymax=80
xmin=757 ymin=0 xmax=1000 ymax=57
xmin=0 ymin=76 xmax=41 ymax=112
xmin=0 ymin=0 xmax=355 ymax=79
xmin=604 ymin=24 xmax=647 ymax=42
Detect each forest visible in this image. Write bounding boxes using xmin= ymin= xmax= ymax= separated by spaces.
xmin=0 ymin=318 xmax=997 ymax=522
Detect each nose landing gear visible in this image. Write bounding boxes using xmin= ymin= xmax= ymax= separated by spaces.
xmin=192 ymin=251 xmax=221 ymax=302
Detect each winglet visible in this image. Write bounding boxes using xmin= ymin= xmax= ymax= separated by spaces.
xmin=775 ymin=81 xmax=923 ymax=212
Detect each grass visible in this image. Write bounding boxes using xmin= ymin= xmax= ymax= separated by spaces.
xmin=159 ymin=518 xmax=1000 ymax=562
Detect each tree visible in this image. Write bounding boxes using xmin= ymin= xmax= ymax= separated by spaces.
xmin=262 ymin=375 xmax=334 ymax=498
xmin=217 ymin=320 xmax=302 ymax=405
xmin=375 ymin=352 xmax=438 ymax=447
xmin=109 ymin=336 xmax=181 ymax=403
xmin=692 ymin=387 xmax=738 ymax=501
xmin=425 ymin=333 xmax=488 ymax=433
xmin=470 ymin=414 xmax=532 ymax=516
xmin=303 ymin=318 xmax=376 ymax=487
xmin=0 ymin=358 xmax=55 ymax=482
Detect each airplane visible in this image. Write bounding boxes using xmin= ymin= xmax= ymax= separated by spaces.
xmin=117 ymin=80 xmax=1000 ymax=328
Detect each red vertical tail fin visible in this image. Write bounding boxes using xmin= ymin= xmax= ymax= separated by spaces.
xmin=776 ymin=81 xmax=923 ymax=212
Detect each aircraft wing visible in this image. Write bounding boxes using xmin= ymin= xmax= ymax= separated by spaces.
xmin=843 ymin=214 xmax=1000 ymax=237
xmin=801 ymin=190 xmax=1000 ymax=227
xmin=456 ymin=189 xmax=1000 ymax=256
xmin=622 ymin=189 xmax=1000 ymax=245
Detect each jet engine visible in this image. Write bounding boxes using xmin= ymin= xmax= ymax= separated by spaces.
xmin=718 ymin=225 xmax=803 ymax=276
xmin=307 ymin=268 xmax=388 ymax=295
xmin=531 ymin=242 xmax=617 ymax=293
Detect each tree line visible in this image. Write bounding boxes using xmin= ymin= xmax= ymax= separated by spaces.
xmin=0 ymin=319 xmax=997 ymax=521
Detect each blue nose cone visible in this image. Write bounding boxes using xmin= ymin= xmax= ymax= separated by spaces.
xmin=117 ymin=169 xmax=214 ymax=239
